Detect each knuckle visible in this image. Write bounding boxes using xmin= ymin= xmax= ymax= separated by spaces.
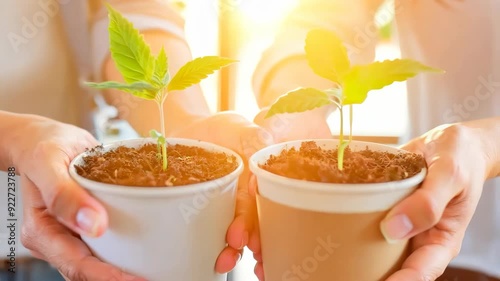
xmin=32 ymin=140 xmax=56 ymax=158
xmin=439 ymin=155 xmax=469 ymax=188
xmin=418 ymin=190 xmax=442 ymax=225
xmin=59 ymin=262 xmax=88 ymax=281
xmin=440 ymin=156 xmax=467 ymax=186
xmin=20 ymin=224 xmax=35 ymax=250
xmin=45 ymin=183 xmax=67 ymax=213
xmin=419 ymin=265 xmax=446 ymax=281
xmin=442 ymin=123 xmax=467 ymax=139
xmin=449 ymin=238 xmax=463 ymax=258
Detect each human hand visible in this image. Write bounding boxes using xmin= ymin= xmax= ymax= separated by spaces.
xmin=254 ymin=106 xmax=333 ymax=143
xmin=382 ymin=122 xmax=498 ymax=281
xmin=169 ymin=111 xmax=274 ymax=274
xmin=11 ymin=115 xmax=146 ymax=281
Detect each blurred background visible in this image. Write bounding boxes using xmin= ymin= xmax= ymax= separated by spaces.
xmin=181 ymin=0 xmax=406 ymax=146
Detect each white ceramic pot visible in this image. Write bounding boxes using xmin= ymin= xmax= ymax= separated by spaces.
xmin=249 ymin=139 xmax=426 ymax=281
xmin=69 ymin=138 xmax=244 ymax=281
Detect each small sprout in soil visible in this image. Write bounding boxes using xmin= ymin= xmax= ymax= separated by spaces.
xmin=85 ymin=4 xmax=237 ymax=170
xmin=265 ymin=29 xmax=444 ymax=170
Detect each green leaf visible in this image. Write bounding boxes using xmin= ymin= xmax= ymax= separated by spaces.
xmin=342 ymin=59 xmax=444 ymax=105
xmin=153 ymin=47 xmax=169 ymax=86
xmin=305 ymin=29 xmax=350 ymax=83
xmin=265 ymin=88 xmax=333 ymax=118
xmin=85 ymin=81 xmax=158 ymax=100
xmin=167 ymin=56 xmax=237 ymax=91
xmin=106 ymin=4 xmax=155 ymax=84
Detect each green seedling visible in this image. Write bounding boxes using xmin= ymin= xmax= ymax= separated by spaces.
xmin=266 ymin=29 xmax=444 ymax=170
xmin=86 ymin=4 xmax=236 ymax=170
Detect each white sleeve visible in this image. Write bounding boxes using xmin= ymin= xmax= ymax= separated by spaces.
xmin=90 ymin=1 xmax=186 ymax=81
xmin=253 ymin=0 xmax=384 ymax=100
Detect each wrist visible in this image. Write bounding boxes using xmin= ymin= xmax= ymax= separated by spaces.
xmin=0 ymin=112 xmax=38 ymax=170
xmin=254 ymin=106 xmax=334 ymax=143
xmin=466 ymin=117 xmax=500 ymax=179
xmin=485 ymin=118 xmax=500 ymax=178
xmin=257 ymin=57 xmax=335 ymax=109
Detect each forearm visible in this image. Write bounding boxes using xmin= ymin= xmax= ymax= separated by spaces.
xmin=0 ymin=111 xmax=43 ymax=171
xmin=254 ymin=0 xmax=385 ymax=108
xmin=255 ymin=58 xmax=335 ymax=140
xmin=102 ymin=30 xmax=211 ymax=137
xmin=465 ymin=117 xmax=500 ymax=179
xmin=91 ymin=0 xmax=211 ymax=137
xmin=253 ymin=0 xmax=385 ymax=137
xmin=0 ymin=111 xmax=18 ymax=170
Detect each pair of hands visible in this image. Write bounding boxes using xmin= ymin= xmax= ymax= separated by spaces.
xmin=15 ymin=113 xmax=495 ymax=281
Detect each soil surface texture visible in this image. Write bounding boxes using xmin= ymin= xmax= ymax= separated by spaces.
xmin=75 ymin=143 xmax=238 ymax=187
xmin=260 ymin=141 xmax=425 ymax=184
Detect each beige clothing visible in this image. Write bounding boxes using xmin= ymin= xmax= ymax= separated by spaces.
xmin=0 ymin=0 xmax=81 ymax=125
xmin=0 ymin=0 xmax=184 ymax=130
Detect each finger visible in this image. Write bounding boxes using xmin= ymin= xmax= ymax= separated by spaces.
xmin=248 ymin=174 xmax=257 ymax=198
xmin=26 ymin=249 xmax=45 ymax=260
xmin=381 ymin=158 xmax=462 ymax=242
xmin=247 ymin=216 xmax=261 ymax=255
xmin=398 ymin=137 xmax=425 ymax=154
xmin=214 ymin=246 xmax=243 ymax=274
xmin=225 ymin=184 xmax=255 ymax=250
xmin=21 ymin=181 xmax=145 ymax=281
xmin=254 ymin=262 xmax=265 ymax=281
xmin=385 ymin=244 xmax=454 ymax=281
xmin=225 ymin=127 xmax=271 ymax=250
xmin=26 ymin=143 xmax=108 ymax=237
xmin=252 ymin=252 xmax=262 ymax=263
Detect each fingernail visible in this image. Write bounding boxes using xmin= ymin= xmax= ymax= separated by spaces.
xmin=236 ymin=252 xmax=242 ymax=263
xmin=76 ymin=207 xmax=101 ymax=237
xmin=240 ymin=231 xmax=249 ymax=249
xmin=380 ymin=214 xmax=413 ymax=244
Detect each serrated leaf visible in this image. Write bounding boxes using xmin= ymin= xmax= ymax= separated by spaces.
xmin=265 ymin=88 xmax=333 ymax=118
xmin=305 ymin=29 xmax=350 ymax=83
xmin=167 ymin=56 xmax=237 ymax=91
xmin=85 ymin=81 xmax=157 ymax=100
xmin=342 ymin=59 xmax=444 ymax=104
xmin=106 ymin=4 xmax=155 ymax=84
xmin=153 ymin=47 xmax=169 ymax=86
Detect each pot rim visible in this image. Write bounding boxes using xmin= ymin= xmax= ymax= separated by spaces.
xmin=69 ymin=138 xmax=244 ymax=197
xmin=249 ymin=138 xmax=427 ymax=194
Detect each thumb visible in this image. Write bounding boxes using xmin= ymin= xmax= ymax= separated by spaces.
xmin=27 ymin=145 xmax=108 ymax=237
xmin=380 ymin=158 xmax=460 ymax=243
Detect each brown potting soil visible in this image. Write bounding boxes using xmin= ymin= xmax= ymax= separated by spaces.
xmin=260 ymin=141 xmax=426 ymax=184
xmin=75 ymin=143 xmax=238 ymax=187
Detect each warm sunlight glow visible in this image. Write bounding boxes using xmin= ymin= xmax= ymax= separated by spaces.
xmin=238 ymin=0 xmax=298 ymax=24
